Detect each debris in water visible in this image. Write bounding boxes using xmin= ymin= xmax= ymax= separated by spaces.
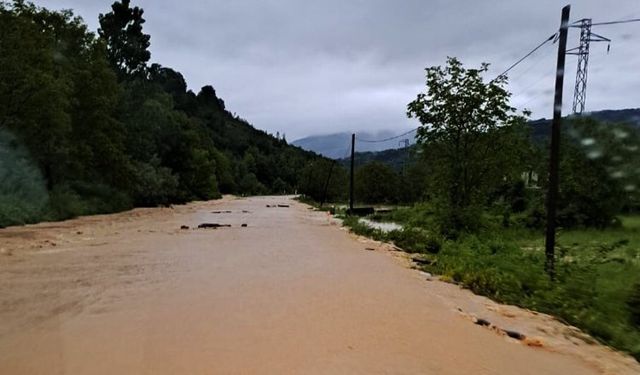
xmin=474 ymin=318 xmax=491 ymax=327
xmin=365 ymin=247 xmax=375 ymax=251
xmin=180 ymin=225 xmax=190 ymax=230
xmin=277 ymin=204 xmax=290 ymax=208
xmin=504 ymin=330 xmax=526 ymax=341
xmin=197 ymin=223 xmax=231 ymax=229
xmin=524 ymin=337 xmax=544 ymax=347
xmin=241 ymin=224 xmax=248 ymax=227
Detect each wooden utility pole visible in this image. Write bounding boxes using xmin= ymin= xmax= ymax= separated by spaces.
xmin=545 ymin=5 xmax=571 ymax=279
xmin=320 ymin=161 xmax=335 ymax=207
xmin=349 ymin=133 xmax=355 ymax=212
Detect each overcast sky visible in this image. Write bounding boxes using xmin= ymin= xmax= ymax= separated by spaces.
xmin=41 ymin=0 xmax=639 ymax=140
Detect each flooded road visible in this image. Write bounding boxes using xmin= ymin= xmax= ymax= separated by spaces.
xmin=0 ymin=196 xmax=637 ymax=374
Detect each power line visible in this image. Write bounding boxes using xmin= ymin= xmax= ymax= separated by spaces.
xmin=356 ymin=128 xmax=418 ymax=143
xmin=506 ymin=46 xmax=555 ymax=86
xmin=590 ymin=18 xmax=640 ymax=26
xmin=493 ymin=32 xmax=558 ymax=81
xmin=511 ymin=70 xmax=555 ymax=101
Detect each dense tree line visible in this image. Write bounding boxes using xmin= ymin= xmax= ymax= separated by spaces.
xmin=0 ymin=0 xmax=325 ymax=227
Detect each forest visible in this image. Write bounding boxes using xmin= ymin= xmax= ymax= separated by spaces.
xmin=0 ymin=0 xmax=326 ymax=227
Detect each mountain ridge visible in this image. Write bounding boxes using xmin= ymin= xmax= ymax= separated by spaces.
xmin=298 ymin=108 xmax=640 ymax=161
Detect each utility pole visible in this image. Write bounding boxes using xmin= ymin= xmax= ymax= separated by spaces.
xmin=349 ymin=133 xmax=355 ymax=213
xmin=568 ymin=19 xmax=610 ymax=114
xmin=545 ymin=4 xmax=570 ymax=279
xmin=320 ymin=161 xmax=335 ymax=207
xmin=399 ymin=139 xmax=410 ymax=175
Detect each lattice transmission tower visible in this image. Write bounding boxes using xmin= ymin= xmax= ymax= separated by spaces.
xmin=567 ymin=19 xmax=611 ymax=115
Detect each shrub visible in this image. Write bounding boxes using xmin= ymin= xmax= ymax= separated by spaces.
xmin=628 ymin=282 xmax=640 ymax=328
xmin=0 ymin=130 xmax=49 ymax=227
xmin=387 ymin=228 xmax=439 ymax=254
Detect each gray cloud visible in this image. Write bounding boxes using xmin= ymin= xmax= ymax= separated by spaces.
xmin=42 ymin=0 xmax=640 ymax=139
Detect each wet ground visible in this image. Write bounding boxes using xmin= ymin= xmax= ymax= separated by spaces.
xmin=0 ymin=196 xmax=638 ymax=374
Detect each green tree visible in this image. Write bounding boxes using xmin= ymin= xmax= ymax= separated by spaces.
xmin=407 ymin=57 xmax=528 ymax=234
xmin=355 ymin=162 xmax=399 ymax=204
xmin=299 ymin=160 xmax=347 ymax=202
xmin=98 ymin=0 xmax=150 ymax=78
xmin=526 ymin=118 xmax=634 ymax=229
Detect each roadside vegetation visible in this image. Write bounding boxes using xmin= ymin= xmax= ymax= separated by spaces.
xmin=341 ymin=210 xmax=640 ymax=360
xmin=302 ymin=57 xmax=640 ymax=360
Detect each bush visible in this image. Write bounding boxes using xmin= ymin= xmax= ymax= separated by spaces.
xmin=354 ymin=162 xmax=399 ymax=204
xmin=628 ymin=282 xmax=640 ymax=328
xmin=130 ymin=159 xmax=179 ymax=206
xmin=0 ymin=130 xmax=49 ymax=227
xmin=387 ymin=228 xmax=439 ymax=254
xmin=434 ymin=202 xmax=483 ymax=238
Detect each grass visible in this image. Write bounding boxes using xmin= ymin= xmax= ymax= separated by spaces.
xmin=341 ymin=205 xmax=640 ymax=361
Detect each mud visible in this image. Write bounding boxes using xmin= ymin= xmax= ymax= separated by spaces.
xmin=0 ymin=196 xmax=638 ymax=374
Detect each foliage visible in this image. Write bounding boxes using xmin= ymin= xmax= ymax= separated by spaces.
xmin=628 ymin=282 xmax=640 ymax=328
xmin=407 ymin=57 xmax=530 ymax=235
xmin=98 ymin=0 xmax=150 ymax=78
xmin=299 ymin=159 xmax=348 ymax=203
xmin=0 ymin=0 xmax=329 ymax=227
xmin=354 ymin=161 xmax=399 ymax=204
xmin=0 ymin=129 xmax=48 ymax=227
xmin=522 ymin=118 xmax=636 ymax=229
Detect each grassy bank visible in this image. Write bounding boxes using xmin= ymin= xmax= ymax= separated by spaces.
xmin=340 ymin=206 xmax=640 ymax=360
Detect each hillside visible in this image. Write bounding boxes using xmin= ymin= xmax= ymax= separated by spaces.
xmin=0 ymin=1 xmax=326 ymax=227
xmin=292 ymin=130 xmax=417 ymax=159
xmin=337 ymin=146 xmax=418 ymax=172
xmin=529 ymin=108 xmax=640 ymax=142
xmin=336 ymin=108 xmax=640 ymax=168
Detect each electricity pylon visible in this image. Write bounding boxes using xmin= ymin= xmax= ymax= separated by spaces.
xmin=567 ymin=18 xmax=611 ymax=115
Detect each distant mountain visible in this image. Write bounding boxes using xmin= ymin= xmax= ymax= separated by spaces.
xmin=334 ymin=108 xmax=640 ymax=169
xmin=292 ymin=130 xmax=417 ymax=159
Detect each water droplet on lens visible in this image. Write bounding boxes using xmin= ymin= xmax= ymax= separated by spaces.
xmin=611 ymin=170 xmax=625 ymax=179
xmin=587 ymin=150 xmax=603 ymax=159
xmin=581 ymin=138 xmax=595 ymax=146
xmin=613 ymin=129 xmax=629 ymax=139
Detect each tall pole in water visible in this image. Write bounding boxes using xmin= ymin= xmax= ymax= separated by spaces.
xmin=545 ymin=5 xmax=570 ymax=279
xmin=349 ymin=133 xmax=355 ymax=213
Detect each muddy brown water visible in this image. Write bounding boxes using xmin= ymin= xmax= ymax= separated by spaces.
xmin=0 ymin=196 xmax=638 ymax=374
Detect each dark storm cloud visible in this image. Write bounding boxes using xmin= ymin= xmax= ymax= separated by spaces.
xmin=42 ymin=0 xmax=640 ymax=139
